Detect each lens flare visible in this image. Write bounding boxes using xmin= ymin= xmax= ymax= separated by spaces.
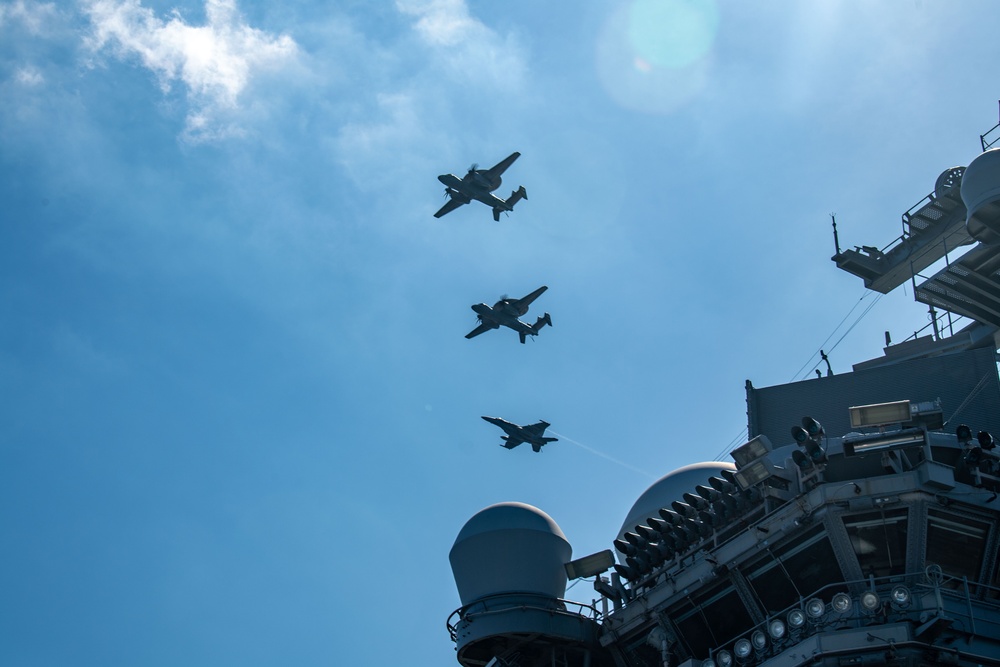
xmin=595 ymin=0 xmax=720 ymax=114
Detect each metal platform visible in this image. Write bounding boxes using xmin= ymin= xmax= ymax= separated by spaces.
xmin=833 ymin=167 xmax=971 ymax=294
xmin=916 ymin=242 xmax=1000 ymax=328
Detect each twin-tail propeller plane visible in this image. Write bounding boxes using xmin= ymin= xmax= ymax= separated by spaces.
xmin=465 ymin=285 xmax=551 ymax=344
xmin=434 ymin=152 xmax=527 ymax=221
xmin=481 ymin=416 xmax=558 ymax=453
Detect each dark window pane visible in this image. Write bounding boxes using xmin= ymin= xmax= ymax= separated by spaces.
xmin=746 ymin=524 xmax=846 ymax=609
xmin=843 ymin=509 xmax=908 ymax=577
xmin=927 ymin=509 xmax=988 ymax=585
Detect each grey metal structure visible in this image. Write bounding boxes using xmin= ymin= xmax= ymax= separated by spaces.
xmin=435 ymin=152 xmax=528 ymax=221
xmin=466 ymin=286 xmax=552 ymax=344
xmin=481 ymin=416 xmax=558 ymax=453
xmin=446 ymin=119 xmax=1000 ymax=667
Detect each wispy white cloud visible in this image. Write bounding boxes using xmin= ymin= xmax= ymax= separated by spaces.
xmin=395 ymin=0 xmax=525 ymax=88
xmin=82 ymin=0 xmax=298 ymax=142
xmin=0 ymin=0 xmax=57 ymax=34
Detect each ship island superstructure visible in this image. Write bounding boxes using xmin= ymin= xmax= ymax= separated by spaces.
xmin=446 ymin=122 xmax=1000 ymax=666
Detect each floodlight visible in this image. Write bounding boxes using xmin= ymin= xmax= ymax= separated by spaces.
xmin=751 ymin=630 xmax=767 ymax=650
xmin=709 ymin=476 xmax=737 ymax=494
xmin=767 ymin=618 xmax=786 ymax=640
xmin=696 ymin=484 xmax=721 ymax=502
xmin=805 ymin=598 xmax=825 ymax=618
xmin=791 ymin=425 xmax=809 ymax=444
xmin=978 ymin=431 xmax=995 ymax=450
xmin=966 ymin=446 xmax=984 ymax=466
xmin=613 ymin=563 xmax=637 ymax=582
xmin=731 ymin=435 xmax=773 ymax=467
xmin=849 ymin=400 xmax=911 ymax=428
xmin=683 ymin=492 xmax=710 ymax=510
xmin=733 ymin=460 xmax=773 ymax=489
xmin=658 ymin=507 xmax=683 ymax=525
xmin=672 ymin=500 xmax=697 ymax=519
xmin=860 ymin=591 xmax=880 ymax=612
xmin=787 ymin=608 xmax=806 ymax=629
xmin=701 ymin=659 xmax=716 ymax=667
xmin=802 ymin=416 xmax=824 ymax=438
xmin=890 ymin=585 xmax=911 ymax=609
xmin=715 ymin=649 xmax=733 ymax=667
xmin=843 ymin=430 xmax=925 ymax=457
xmin=564 ymin=549 xmax=615 ymax=580
xmin=634 ymin=524 xmax=657 ymax=541
xmin=733 ymin=639 xmax=753 ymax=659
xmin=956 ymin=424 xmax=972 ymax=443
xmin=832 ymin=592 xmax=852 ymax=614
xmin=613 ymin=538 xmax=636 ymax=556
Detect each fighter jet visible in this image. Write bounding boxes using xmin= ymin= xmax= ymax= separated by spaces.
xmin=434 ymin=152 xmax=528 ymax=221
xmin=482 ymin=416 xmax=558 ymax=453
xmin=465 ymin=285 xmax=552 ymax=344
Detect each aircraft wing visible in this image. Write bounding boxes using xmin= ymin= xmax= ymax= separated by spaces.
xmin=523 ymin=421 xmax=550 ymax=436
xmin=517 ymin=285 xmax=548 ymax=308
xmin=434 ymin=197 xmax=467 ymax=218
xmin=465 ymin=322 xmax=495 ymax=339
xmin=502 ymin=436 xmax=525 ymax=449
xmin=484 ymin=152 xmax=521 ymax=180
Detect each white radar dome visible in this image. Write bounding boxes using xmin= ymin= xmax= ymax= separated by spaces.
xmin=450 ymin=502 xmax=572 ymax=607
xmin=963 ymin=148 xmax=1000 ymax=244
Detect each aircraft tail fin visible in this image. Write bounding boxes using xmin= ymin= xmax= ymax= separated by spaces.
xmin=520 ymin=313 xmax=552 ymax=344
xmin=493 ymin=186 xmax=527 ymax=221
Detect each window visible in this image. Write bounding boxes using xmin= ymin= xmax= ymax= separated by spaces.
xmin=843 ymin=509 xmax=908 ymax=578
xmin=745 ymin=524 xmax=847 ymax=612
xmin=671 ymin=583 xmax=754 ymax=658
xmin=926 ymin=509 xmax=988 ymax=585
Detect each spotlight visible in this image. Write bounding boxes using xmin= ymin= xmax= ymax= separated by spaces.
xmin=709 ymin=475 xmax=737 ymax=494
xmin=715 ymin=650 xmax=733 ymax=667
xmin=805 ymin=598 xmax=825 ymax=618
xmin=658 ymin=507 xmax=683 ymax=525
xmin=613 ymin=538 xmax=636 ymax=556
xmin=860 ymin=591 xmax=881 ymax=612
xmin=787 ymin=608 xmax=806 ymax=629
xmin=966 ymin=446 xmax=984 ymax=466
xmin=623 ymin=531 xmax=648 ymax=549
xmin=701 ymin=660 xmax=716 ymax=667
xmin=792 ymin=449 xmax=811 ymax=469
xmin=978 ymin=431 xmax=995 ymax=450
xmin=733 ymin=639 xmax=753 ymax=660
xmin=890 ymin=585 xmax=911 ymax=609
xmin=802 ymin=416 xmax=824 ymax=438
xmin=791 ymin=425 xmax=809 ymax=445
xmin=956 ymin=424 xmax=972 ymax=443
xmin=683 ymin=491 xmax=711 ymax=511
xmin=767 ymin=618 xmax=786 ymax=640
xmin=832 ymin=592 xmax=852 ymax=614
xmin=751 ymin=630 xmax=768 ymax=651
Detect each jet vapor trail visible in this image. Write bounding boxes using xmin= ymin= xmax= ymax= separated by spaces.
xmin=548 ymin=431 xmax=655 ymax=479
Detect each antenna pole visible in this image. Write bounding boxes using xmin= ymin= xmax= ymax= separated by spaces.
xmin=831 ymin=214 xmax=841 ymax=255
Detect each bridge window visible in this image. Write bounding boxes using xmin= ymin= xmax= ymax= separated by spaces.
xmin=843 ymin=509 xmax=908 ymax=578
xmin=745 ymin=524 xmax=846 ymax=612
xmin=671 ymin=583 xmax=754 ymax=658
xmin=926 ymin=509 xmax=989 ymax=585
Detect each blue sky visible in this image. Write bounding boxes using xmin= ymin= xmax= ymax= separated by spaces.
xmin=2 ymin=1 xmax=998 ymax=665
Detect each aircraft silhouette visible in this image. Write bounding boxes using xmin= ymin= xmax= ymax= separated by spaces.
xmin=434 ymin=152 xmax=527 ymax=221
xmin=481 ymin=416 xmax=558 ymax=452
xmin=465 ymin=286 xmax=551 ymax=344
